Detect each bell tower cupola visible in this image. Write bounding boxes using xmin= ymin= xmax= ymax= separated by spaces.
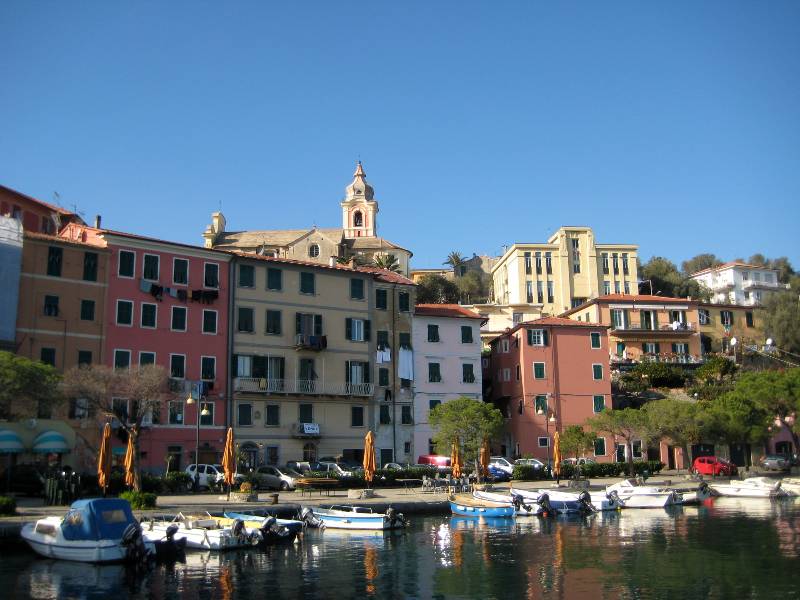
xmin=341 ymin=161 xmax=378 ymax=239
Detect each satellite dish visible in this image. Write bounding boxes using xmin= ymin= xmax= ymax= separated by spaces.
xmin=766 ymin=338 xmax=774 ymax=346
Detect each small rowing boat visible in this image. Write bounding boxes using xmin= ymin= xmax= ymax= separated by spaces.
xmin=449 ymin=493 xmax=515 ymax=518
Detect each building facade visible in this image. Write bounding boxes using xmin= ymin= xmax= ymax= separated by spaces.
xmin=489 ymin=317 xmax=613 ymax=462
xmin=689 ymin=262 xmax=789 ymax=306
xmin=462 ymin=302 xmax=543 ymax=348
xmin=0 ymin=184 xmax=84 ymax=235
xmin=698 ymin=303 xmax=766 ymax=354
xmin=0 ymin=216 xmax=23 ymax=352
xmin=562 ymin=295 xmax=703 ymax=367
xmin=412 ymin=305 xmax=484 ymax=461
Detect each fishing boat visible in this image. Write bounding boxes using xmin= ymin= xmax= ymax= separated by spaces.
xmin=300 ymin=505 xmax=408 ymax=530
xmin=779 ymin=478 xmax=800 ymax=496
xmin=20 ymin=498 xmax=154 ymax=564
xmin=142 ymin=513 xmax=260 ymax=550
xmin=607 ymin=480 xmax=681 ymax=508
xmin=219 ymin=511 xmax=301 ymax=544
xmin=709 ymin=477 xmax=787 ymax=498
xmin=449 ymin=493 xmax=515 ymax=518
xmin=511 ymin=488 xmax=621 ymax=512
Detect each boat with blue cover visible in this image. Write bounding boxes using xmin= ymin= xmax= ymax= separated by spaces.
xmin=449 ymin=493 xmax=515 ymax=518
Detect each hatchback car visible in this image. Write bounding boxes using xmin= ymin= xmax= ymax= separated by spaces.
xmin=760 ymin=454 xmax=790 ymax=472
xmin=318 ymin=462 xmax=354 ymax=477
xmin=692 ymin=456 xmax=737 ymax=477
xmin=185 ymin=464 xmax=244 ymax=490
xmin=489 ymin=457 xmax=515 ymax=475
xmin=487 ymin=465 xmax=511 ymax=482
xmin=250 ymin=465 xmax=302 ymax=490
xmin=515 ymin=458 xmax=545 ymax=470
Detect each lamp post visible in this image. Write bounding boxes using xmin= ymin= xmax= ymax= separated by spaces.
xmin=536 ymin=407 xmax=557 ymax=476
xmin=186 ymin=394 xmax=210 ymax=492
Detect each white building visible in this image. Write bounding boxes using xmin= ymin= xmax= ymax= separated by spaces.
xmin=412 ymin=304 xmax=484 ymax=459
xmin=690 ymin=262 xmax=789 ymax=306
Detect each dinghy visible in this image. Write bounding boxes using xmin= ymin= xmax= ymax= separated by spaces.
xmin=219 ymin=512 xmax=301 ymax=544
xmin=449 ymin=493 xmax=515 ymax=518
xmin=607 ymin=479 xmax=681 ymax=508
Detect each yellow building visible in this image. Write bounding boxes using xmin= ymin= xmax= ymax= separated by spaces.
xmin=492 ymin=226 xmax=639 ymax=315
xmin=698 ymin=303 xmax=766 ymax=354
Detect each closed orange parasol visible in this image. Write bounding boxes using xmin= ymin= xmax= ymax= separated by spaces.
xmin=97 ymin=423 xmax=112 ymax=495
xmin=552 ymin=430 xmax=562 ymax=480
xmin=479 ymin=438 xmax=490 ymax=479
xmin=222 ymin=427 xmax=236 ymax=488
xmin=123 ymin=433 xmax=135 ymax=488
xmin=363 ymin=430 xmax=376 ymax=486
xmin=451 ymin=439 xmax=462 ymax=478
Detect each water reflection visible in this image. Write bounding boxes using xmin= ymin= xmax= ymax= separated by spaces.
xmin=3 ymin=501 xmax=800 ymax=599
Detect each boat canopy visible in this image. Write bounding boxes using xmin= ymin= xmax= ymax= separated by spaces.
xmin=61 ymin=498 xmax=138 ymax=541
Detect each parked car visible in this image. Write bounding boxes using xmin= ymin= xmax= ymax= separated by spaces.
xmin=692 ymin=456 xmax=737 ymax=477
xmin=487 ymin=465 xmax=511 ymax=482
xmin=250 ymin=465 xmax=302 ymax=490
xmin=383 ymin=462 xmax=405 ymax=470
xmin=317 ymin=462 xmax=354 ymax=477
xmin=514 ymin=458 xmax=545 ymax=470
xmin=489 ymin=457 xmax=515 ymax=475
xmin=562 ymin=457 xmax=597 ymax=466
xmin=0 ymin=464 xmax=46 ymax=496
xmin=185 ymin=464 xmax=244 ymax=490
xmin=285 ymin=461 xmax=324 ymax=474
xmin=760 ymin=454 xmax=791 ymax=472
xmin=417 ymin=455 xmax=451 ymax=470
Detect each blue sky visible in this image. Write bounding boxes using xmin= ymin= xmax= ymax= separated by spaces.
xmin=1 ymin=1 xmax=798 ymax=269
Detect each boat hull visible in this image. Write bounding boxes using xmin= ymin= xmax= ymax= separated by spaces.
xmin=708 ymin=484 xmax=784 ymax=498
xmin=449 ymin=495 xmax=515 ymax=518
xmin=142 ymin=523 xmax=257 ymax=551
xmin=313 ymin=512 xmax=397 ymax=530
xmin=21 ymin=523 xmax=153 ymax=564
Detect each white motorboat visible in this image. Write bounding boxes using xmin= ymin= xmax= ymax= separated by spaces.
xmin=676 ymin=482 xmax=713 ymax=505
xmin=301 ymin=505 xmax=408 ymax=530
xmin=142 ymin=513 xmax=260 ymax=550
xmin=709 ymin=477 xmax=787 ymax=498
xmin=473 ymin=490 xmax=541 ymax=515
xmin=607 ymin=479 xmax=681 ymax=508
xmin=507 ymin=488 xmax=620 ymax=512
xmin=21 ymin=498 xmax=154 ymax=564
xmin=779 ymin=478 xmax=800 ymax=496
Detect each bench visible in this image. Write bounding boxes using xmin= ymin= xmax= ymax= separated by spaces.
xmin=296 ymin=478 xmax=340 ymax=497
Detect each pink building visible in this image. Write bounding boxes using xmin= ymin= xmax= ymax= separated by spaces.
xmin=99 ymin=230 xmax=232 ymax=472
xmin=489 ymin=317 xmax=613 ymax=462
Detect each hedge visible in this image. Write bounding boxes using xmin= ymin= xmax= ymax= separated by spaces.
xmin=119 ymin=491 xmax=157 ymax=509
xmin=512 ymin=460 xmax=664 ymax=481
xmin=0 ymin=495 xmax=16 ymax=515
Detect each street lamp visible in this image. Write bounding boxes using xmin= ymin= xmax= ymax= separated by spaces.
xmin=186 ymin=395 xmax=210 ymax=492
xmin=536 ymin=406 xmax=557 ymax=475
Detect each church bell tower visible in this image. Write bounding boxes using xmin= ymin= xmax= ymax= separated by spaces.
xmin=341 ymin=161 xmax=378 ymax=239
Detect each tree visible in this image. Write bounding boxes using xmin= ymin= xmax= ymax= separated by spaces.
xmin=681 ymin=254 xmax=723 ymax=276
xmin=455 ymin=271 xmax=489 ymax=303
xmin=642 ymin=398 xmax=710 ymax=471
xmin=372 ymin=254 xmax=401 ymax=273
xmin=559 ymin=425 xmax=596 ymax=460
xmin=762 ymin=292 xmax=800 ymax=355
xmin=63 ymin=364 xmax=169 ymax=491
xmin=444 ymin=251 xmax=466 ymax=274
xmin=429 ymin=397 xmax=504 ymax=465
xmin=639 ymin=257 xmax=711 ymax=301
xmin=748 ymin=254 xmax=795 ymax=284
xmin=416 ymin=274 xmax=460 ymax=304
xmin=587 ymin=408 xmax=647 ymax=476
xmin=704 ymin=391 xmax=771 ymax=453
xmin=0 ymin=351 xmax=62 ymax=420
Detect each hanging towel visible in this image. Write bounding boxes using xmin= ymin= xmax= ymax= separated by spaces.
xmin=398 ymin=347 xmax=414 ymax=380
xmin=177 ymin=289 xmax=188 ymax=302
xmin=150 ymin=284 xmax=164 ymax=301
xmin=168 ymin=287 xmax=178 ymax=298
xmin=376 ymin=347 xmax=392 ymax=364
xmin=139 ymin=279 xmax=152 ymax=294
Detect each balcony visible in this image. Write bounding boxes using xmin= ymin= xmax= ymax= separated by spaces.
xmin=741 ymin=279 xmax=788 ymax=291
xmin=709 ymin=280 xmax=735 ymax=291
xmin=612 ymin=323 xmax=696 ymax=335
xmin=291 ymin=422 xmax=321 ymax=438
xmin=234 ymin=377 xmax=373 ymax=397
xmin=295 ymin=334 xmax=327 ymax=351
xmin=611 ymin=353 xmax=704 ymax=365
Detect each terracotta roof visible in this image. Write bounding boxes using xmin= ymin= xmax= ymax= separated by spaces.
xmin=415 ymin=304 xmax=484 ymax=319
xmin=690 ymin=261 xmax=775 ymax=277
xmin=356 ymin=266 xmax=415 ymax=285
xmin=349 ymin=236 xmax=411 ymax=254
xmin=100 ymin=229 xmax=232 ymax=256
xmin=560 ymin=294 xmax=697 ymax=317
xmin=488 ymin=315 xmax=608 ymax=345
xmin=213 ymin=228 xmax=344 ymax=249
xmin=230 ymin=250 xmax=358 ymax=272
xmin=0 ymin=184 xmax=80 ymax=217
xmin=24 ymin=231 xmax=108 ymax=250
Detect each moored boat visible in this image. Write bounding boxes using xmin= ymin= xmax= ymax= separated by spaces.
xmin=607 ymin=480 xmax=680 ymax=508
xmin=218 ymin=512 xmax=301 ymax=544
xmin=449 ymin=493 xmax=515 ymax=518
xmin=676 ymin=482 xmax=713 ymax=505
xmin=21 ymin=498 xmax=154 ymax=564
xmin=512 ymin=488 xmax=620 ymax=512
xmin=779 ymin=478 xmax=800 ymax=496
xmin=472 ymin=490 xmax=540 ymax=515
xmin=142 ymin=514 xmax=260 ymax=550
xmin=301 ymin=505 xmax=408 ymax=530
xmin=709 ymin=477 xmax=787 ymax=498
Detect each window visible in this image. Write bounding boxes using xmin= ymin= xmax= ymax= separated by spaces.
xmin=350 ymin=278 xmax=365 ymax=300
xmin=527 ymin=329 xmax=547 ymax=346
xmin=118 ymin=250 xmax=135 ymax=278
xmin=354 ymin=211 xmax=363 ymax=227
xmin=299 ymin=403 xmax=313 ymax=423
xmin=632 ymin=440 xmax=643 ymax=459
xmin=296 ymin=313 xmax=323 ymax=337
xmin=746 ymin=311 xmax=754 ymax=327
xmin=200 ymin=402 xmax=214 ymax=426
xmin=720 ymin=310 xmax=733 ymax=327
xmin=300 ymin=272 xmax=315 ymax=294
xmin=516 ymin=364 xmax=520 ymax=380
xmin=236 ymin=355 xmax=252 ymax=377
xmin=308 ymin=244 xmax=320 ymax=258
xmin=204 ymin=263 xmax=219 ymax=288
xmin=535 ymin=395 xmax=547 ymax=414
xmin=201 ymin=356 xmax=216 ymax=380
xmin=77 ymin=350 xmax=92 ymax=366
xmin=590 ymin=332 xmax=601 ymax=349
xmin=526 ymin=280 xmax=534 ymax=303
xmin=593 ymin=395 xmax=605 ymax=413
xmin=139 ymin=351 xmax=155 ymax=366
xmin=399 ymin=332 xmax=411 ymax=349
xmin=512 ymin=312 xmax=523 ymax=325
xmin=202 ymin=310 xmax=217 ymax=334
xmin=429 ymin=399 xmax=441 ymax=414
xmin=538 ymin=437 xmax=549 ymax=448
xmin=624 ymin=281 xmax=630 ymax=294
xmin=524 ymin=252 xmax=532 ymax=275
xmin=351 ymin=406 xmax=364 ymax=427
xmin=462 ymin=363 xmax=475 ymax=383
xmin=43 ymin=295 xmax=59 ymax=317
xmin=169 ymin=401 xmax=184 ymax=425
xmin=537 ymin=281 xmax=544 ymax=303
xmin=170 ymin=354 xmax=186 ymax=379
xmin=346 ymin=360 xmax=370 ymax=386
xmin=239 ymin=264 xmax=255 ymax=288
xmin=518 ymin=399 xmax=524 ymax=415
xmin=379 ymin=405 xmax=391 ymax=424
xmin=401 ymin=405 xmax=413 ymax=425
xmin=143 ymin=254 xmax=159 ymax=281
xmin=622 ymin=253 xmax=629 ymax=275
xmin=141 ymin=303 xmax=157 ymax=328
xmin=376 ymin=330 xmax=390 ymax=350
xmin=503 ymin=367 xmax=511 ymax=381
xmin=69 ymin=397 xmax=90 ymax=420
xmin=238 ymin=403 xmax=253 ymax=426
xmin=672 ymin=343 xmax=688 ymax=355
xmin=40 ymin=347 xmax=56 ymax=366
xmin=79 ymin=299 xmax=95 ymax=321
xmin=427 ymin=324 xmax=440 ymax=342
xmin=379 ymin=368 xmax=389 ymax=386
xmin=266 ymin=405 xmax=280 ymax=426
xmin=116 ymin=300 xmax=133 ymax=325
xmin=533 ymin=362 xmax=546 ymax=379
xmin=83 ymin=252 xmax=98 ymax=281
xmin=545 ymin=252 xmax=552 ymax=274
xmin=594 ymin=438 xmax=606 ymax=456
xmin=643 ymin=342 xmax=659 ymax=354
xmin=428 ymin=362 xmax=442 ymax=383
xmin=172 ymin=258 xmax=188 ymax=285
xmin=547 ymin=281 xmax=554 ymax=303
xmin=612 ymin=253 xmax=619 ymax=274
xmin=614 ymin=282 xmax=620 ymax=294
xmin=171 ymin=306 xmax=187 ymax=331
xmin=501 ymin=338 xmax=510 ymax=353
xmin=375 ymin=288 xmax=387 ymax=309
xmin=459 ymin=325 xmax=474 ymax=345
xmin=346 ymin=318 xmax=370 ymax=342
xmin=114 ymin=349 xmax=131 ymax=370
xmin=47 ymin=246 xmax=63 ymax=277
xmin=399 ymin=291 xmax=410 ymax=312
xmin=609 ymin=309 xmax=625 ymax=329
xmin=592 ymin=364 xmax=603 ymax=380
xmin=237 ymin=307 xmax=254 ymax=333
xmin=602 ymin=253 xmax=609 ymax=274
xmin=603 ymin=281 xmax=611 ymax=295
xmin=266 ymin=310 xmax=282 ymax=335
xmin=535 ymin=252 xmax=542 ymax=274
xmin=267 ymin=267 xmax=282 ymax=291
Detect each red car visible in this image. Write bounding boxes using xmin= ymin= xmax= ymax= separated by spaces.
xmin=692 ymin=456 xmax=737 ymax=476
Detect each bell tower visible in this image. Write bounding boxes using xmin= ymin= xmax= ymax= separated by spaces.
xmin=341 ymin=161 xmax=378 ymax=238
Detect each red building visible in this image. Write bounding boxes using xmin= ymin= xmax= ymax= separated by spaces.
xmin=0 ymin=184 xmax=84 ymax=234
xmin=489 ymin=317 xmax=613 ymax=462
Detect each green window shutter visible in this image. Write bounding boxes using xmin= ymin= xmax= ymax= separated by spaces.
xmin=295 ymin=313 xmax=302 ymax=335
xmin=640 ymin=311 xmax=646 ymax=329
xmin=345 ymin=361 xmax=351 ymax=383
xmin=314 ymin=315 xmax=323 ymax=335
xmin=364 ymin=320 xmax=371 ymax=341
xmin=653 ymin=313 xmax=659 ymax=329
xmin=345 ymin=318 xmax=353 ymax=340
xmin=642 ymin=342 xmax=648 ymax=352
xmin=542 ymin=330 xmax=549 ymax=346
xmin=527 ymin=329 xmax=533 ymax=345
xmin=671 ymin=343 xmax=677 ymax=354
xmin=231 ymin=354 xmax=238 ymax=377
xmin=655 ymin=342 xmax=661 ymax=354
xmin=362 ymin=361 xmax=371 ymax=383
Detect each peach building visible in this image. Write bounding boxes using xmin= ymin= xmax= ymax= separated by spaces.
xmin=489 ymin=317 xmax=612 ymax=462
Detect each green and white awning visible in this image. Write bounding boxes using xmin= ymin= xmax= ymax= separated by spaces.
xmin=32 ymin=430 xmax=70 ymax=454
xmin=0 ymin=429 xmax=24 ymax=454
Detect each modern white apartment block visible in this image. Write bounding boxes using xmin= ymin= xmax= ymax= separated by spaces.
xmin=690 ymin=262 xmax=789 ymax=306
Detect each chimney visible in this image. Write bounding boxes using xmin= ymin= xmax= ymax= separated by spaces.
xmin=94 ymin=215 xmax=102 ymax=229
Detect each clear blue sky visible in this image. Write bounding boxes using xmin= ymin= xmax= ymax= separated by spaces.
xmin=2 ymin=1 xmax=798 ymax=270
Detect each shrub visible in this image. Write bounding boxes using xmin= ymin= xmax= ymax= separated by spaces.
xmin=163 ymin=471 xmax=192 ymax=493
xmin=0 ymin=495 xmax=16 ymax=515
xmin=511 ymin=465 xmax=549 ymax=481
xmin=140 ymin=472 xmax=164 ymax=494
xmin=239 ymin=482 xmax=253 ymax=494
xmin=119 ymin=491 xmax=157 ymax=509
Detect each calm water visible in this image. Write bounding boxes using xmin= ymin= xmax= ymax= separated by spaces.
xmin=3 ymin=498 xmax=800 ymax=599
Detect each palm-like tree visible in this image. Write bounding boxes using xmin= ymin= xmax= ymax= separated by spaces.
xmin=444 ymin=251 xmax=467 ymax=276
xmin=373 ymin=254 xmax=401 ymax=273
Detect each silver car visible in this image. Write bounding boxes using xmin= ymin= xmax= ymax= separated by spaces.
xmin=251 ymin=465 xmax=302 ymax=490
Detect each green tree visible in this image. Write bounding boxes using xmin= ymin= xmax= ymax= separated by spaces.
xmin=64 ymin=364 xmax=169 ymax=492
xmin=640 ymin=257 xmax=711 ymax=300
xmin=455 ymin=271 xmax=488 ymax=303
xmin=416 ymin=274 xmax=460 ymax=304
xmin=642 ymin=398 xmax=710 ymax=472
xmin=372 ymin=254 xmax=401 ymax=273
xmin=0 ymin=351 xmax=62 ymax=420
xmin=587 ymin=408 xmax=648 ymax=476
xmin=762 ymin=292 xmax=800 ymax=355
xmin=681 ymin=254 xmax=723 ymax=276
xmin=429 ymin=397 xmax=503 ymax=465
xmin=443 ymin=251 xmax=466 ymax=274
xmin=559 ymin=425 xmax=596 ymax=460
xmin=704 ymin=391 xmax=771 ymax=454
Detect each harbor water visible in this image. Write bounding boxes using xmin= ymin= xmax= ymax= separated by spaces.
xmin=2 ymin=498 xmax=799 ymax=599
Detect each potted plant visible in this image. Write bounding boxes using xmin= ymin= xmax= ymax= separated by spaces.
xmin=230 ymin=481 xmax=258 ymax=502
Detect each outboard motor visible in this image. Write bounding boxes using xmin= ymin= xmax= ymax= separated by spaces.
xmin=259 ymin=516 xmax=293 ymax=544
xmin=577 ymin=490 xmax=595 ymax=513
xmin=121 ymin=523 xmax=149 ymax=564
xmin=511 ymin=493 xmax=533 ymax=514
xmin=154 ymin=524 xmax=186 ymax=562
xmin=300 ymin=507 xmax=324 ymax=529
xmin=537 ymin=493 xmax=555 ymax=517
xmin=385 ymin=507 xmax=407 ymax=528
xmin=231 ymin=518 xmax=247 ymax=543
xmin=606 ymin=489 xmax=622 ymax=509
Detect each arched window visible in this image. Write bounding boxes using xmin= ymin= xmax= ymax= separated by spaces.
xmin=303 ymin=443 xmax=317 ymax=462
xmin=353 ymin=211 xmax=363 ymax=227
xmin=309 ymin=244 xmax=320 ymax=258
